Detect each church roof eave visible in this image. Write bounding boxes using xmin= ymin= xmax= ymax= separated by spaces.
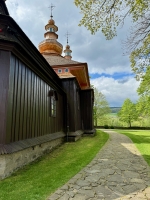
xmin=52 ymin=62 xmax=91 ymax=90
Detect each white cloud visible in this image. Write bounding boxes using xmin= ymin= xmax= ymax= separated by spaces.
xmin=91 ymin=76 xmax=140 ymax=106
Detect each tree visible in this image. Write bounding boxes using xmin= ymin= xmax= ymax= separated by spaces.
xmin=127 ymin=14 xmax=150 ymax=53
xmin=136 ymin=95 xmax=150 ymax=126
xmin=136 ymin=95 xmax=150 ymax=117
xmin=93 ymin=88 xmax=111 ymax=126
xmin=137 ymin=66 xmax=150 ymax=96
xmin=130 ymin=34 xmax=150 ymax=80
xmin=118 ymin=98 xmax=138 ymax=127
xmin=74 ymin=0 xmax=150 ymax=39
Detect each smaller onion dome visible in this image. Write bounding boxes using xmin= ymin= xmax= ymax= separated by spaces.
xmin=64 ymin=44 xmax=72 ymax=60
xmin=66 ymin=44 xmax=70 ymax=49
xmin=48 ymin=19 xmax=55 ymax=25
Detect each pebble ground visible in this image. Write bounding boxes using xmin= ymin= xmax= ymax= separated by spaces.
xmin=47 ymin=130 xmax=150 ymax=200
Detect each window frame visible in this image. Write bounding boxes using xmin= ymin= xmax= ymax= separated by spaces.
xmin=58 ymin=69 xmax=62 ymax=73
xmin=49 ymin=27 xmax=54 ymax=32
xmin=66 ymin=52 xmax=71 ymax=56
xmin=65 ymin=68 xmax=69 ymax=72
xmin=51 ymin=95 xmax=56 ymax=117
xmin=49 ymin=90 xmax=58 ymax=117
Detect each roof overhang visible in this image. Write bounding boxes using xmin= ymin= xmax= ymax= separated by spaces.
xmin=51 ymin=63 xmax=91 ymax=90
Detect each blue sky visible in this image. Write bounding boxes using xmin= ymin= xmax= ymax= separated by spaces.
xmin=90 ymin=72 xmax=134 ymax=80
xmin=6 ymin=0 xmax=140 ymax=107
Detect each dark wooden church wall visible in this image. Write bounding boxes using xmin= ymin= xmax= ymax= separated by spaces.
xmin=5 ymin=53 xmax=64 ymax=144
xmin=80 ymin=90 xmax=94 ymax=130
xmin=61 ymin=78 xmax=82 ymax=132
xmin=62 ymin=79 xmax=75 ymax=132
xmin=74 ymin=82 xmax=82 ymax=131
xmin=0 ymin=50 xmax=10 ymax=144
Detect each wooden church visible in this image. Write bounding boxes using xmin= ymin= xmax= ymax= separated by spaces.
xmin=0 ymin=0 xmax=94 ymax=179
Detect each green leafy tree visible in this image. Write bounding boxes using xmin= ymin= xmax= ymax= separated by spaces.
xmin=118 ymin=98 xmax=138 ymax=127
xmin=136 ymin=95 xmax=150 ymax=117
xmin=136 ymin=66 xmax=150 ymax=96
xmin=93 ymin=88 xmax=111 ymax=126
xmin=130 ymin=34 xmax=150 ymax=80
xmin=74 ymin=0 xmax=149 ymax=39
xmin=136 ymin=95 xmax=150 ymax=126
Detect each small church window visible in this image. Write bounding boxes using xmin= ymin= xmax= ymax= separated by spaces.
xmin=58 ymin=69 xmax=62 ymax=73
xmin=65 ymin=68 xmax=69 ymax=72
xmin=49 ymin=28 xmax=54 ymax=32
xmin=51 ymin=95 xmax=56 ymax=117
xmin=49 ymin=90 xmax=58 ymax=117
xmin=66 ymin=52 xmax=71 ymax=56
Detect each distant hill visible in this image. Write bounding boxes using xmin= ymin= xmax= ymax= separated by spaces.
xmin=110 ymin=107 xmax=121 ymax=113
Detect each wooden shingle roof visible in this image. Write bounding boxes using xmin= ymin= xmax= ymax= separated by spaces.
xmin=43 ymin=54 xmax=81 ymax=66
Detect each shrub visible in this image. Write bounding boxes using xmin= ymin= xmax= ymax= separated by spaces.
xmin=110 ymin=125 xmax=114 ymax=129
xmin=104 ymin=125 xmax=109 ymax=129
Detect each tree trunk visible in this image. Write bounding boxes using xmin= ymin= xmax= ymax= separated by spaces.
xmin=95 ymin=117 xmax=97 ymax=126
xmin=129 ymin=120 xmax=131 ymax=127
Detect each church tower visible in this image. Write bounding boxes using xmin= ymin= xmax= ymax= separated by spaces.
xmin=64 ymin=32 xmax=72 ymax=60
xmin=38 ymin=6 xmax=63 ymax=55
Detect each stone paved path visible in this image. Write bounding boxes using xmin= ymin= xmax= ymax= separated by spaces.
xmin=47 ymin=130 xmax=150 ymax=200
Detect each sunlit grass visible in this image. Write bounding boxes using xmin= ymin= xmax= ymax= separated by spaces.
xmin=0 ymin=130 xmax=108 ymax=200
xmin=116 ymin=130 xmax=150 ymax=166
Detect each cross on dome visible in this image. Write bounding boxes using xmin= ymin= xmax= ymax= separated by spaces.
xmin=65 ymin=31 xmax=71 ymax=44
xmin=48 ymin=3 xmax=55 ymax=19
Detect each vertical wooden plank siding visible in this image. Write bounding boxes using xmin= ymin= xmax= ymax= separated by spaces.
xmin=11 ymin=57 xmax=16 ymax=141
xmin=34 ymin=75 xmax=38 ymax=137
xmin=0 ymin=50 xmax=10 ymax=144
xmin=16 ymin=60 xmax=22 ymax=141
xmin=73 ymin=82 xmax=76 ymax=131
xmin=32 ymin=73 xmax=36 ymax=137
xmin=27 ymin=69 xmax=32 ymax=138
xmin=68 ymin=80 xmax=75 ymax=131
xmin=23 ymin=66 xmax=27 ymax=139
xmin=75 ymin=88 xmax=82 ymax=130
xmin=19 ymin=62 xmax=25 ymax=140
xmin=62 ymin=79 xmax=82 ymax=132
xmin=80 ymin=90 xmax=93 ymax=130
xmin=6 ymin=53 xmax=15 ymax=143
xmin=2 ymin=53 xmax=64 ymax=144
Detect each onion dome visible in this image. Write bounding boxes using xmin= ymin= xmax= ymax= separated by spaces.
xmin=64 ymin=44 xmax=72 ymax=60
xmin=38 ymin=16 xmax=63 ymax=55
xmin=48 ymin=19 xmax=55 ymax=25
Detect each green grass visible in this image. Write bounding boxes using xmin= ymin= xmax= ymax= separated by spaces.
xmin=0 ymin=130 xmax=108 ymax=200
xmin=115 ymin=130 xmax=150 ymax=166
xmin=107 ymin=113 xmax=118 ymax=117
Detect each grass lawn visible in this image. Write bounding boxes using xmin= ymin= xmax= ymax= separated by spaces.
xmin=0 ymin=130 xmax=108 ymax=200
xmin=107 ymin=113 xmax=118 ymax=117
xmin=115 ymin=130 xmax=150 ymax=166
